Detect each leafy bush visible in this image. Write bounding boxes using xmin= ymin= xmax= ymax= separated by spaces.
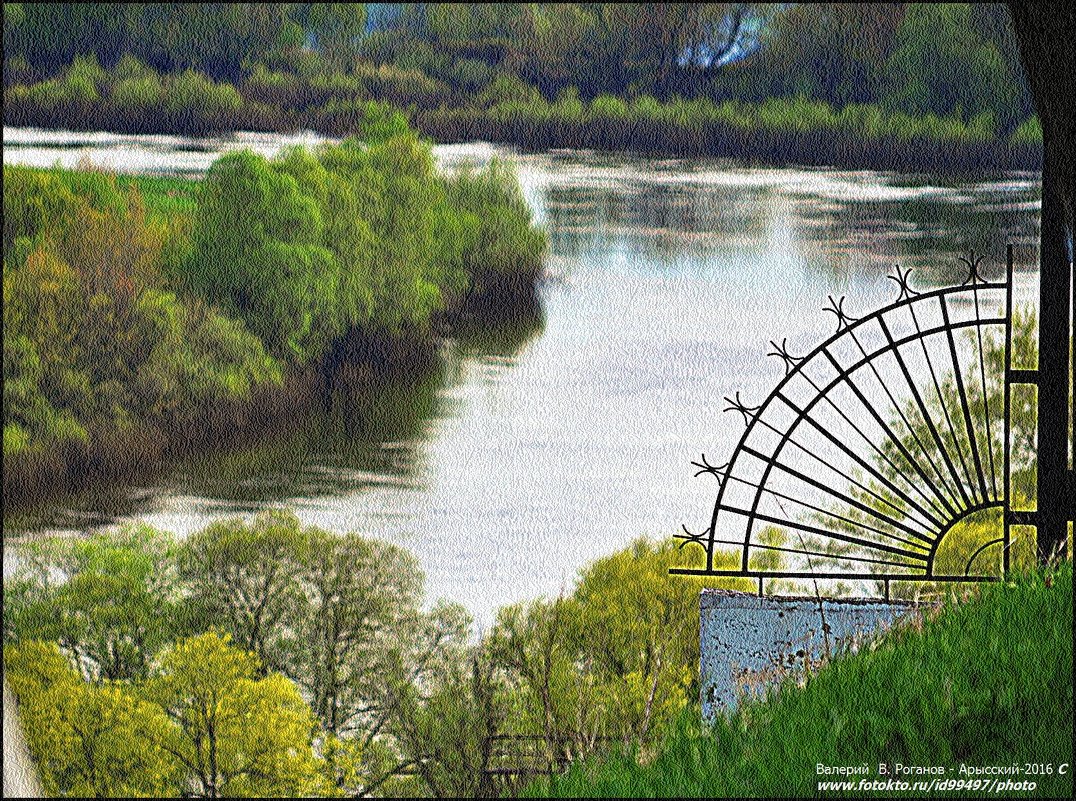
xmin=1010 ymin=115 xmax=1043 ymax=147
xmin=111 ymin=72 xmax=163 ymax=110
xmin=446 ymin=159 xmax=547 ymax=299
xmin=188 ymin=150 xmax=338 ymax=362
xmin=164 ymin=69 xmax=243 ymax=120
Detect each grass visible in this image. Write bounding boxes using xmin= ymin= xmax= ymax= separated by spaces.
xmin=114 ymin=172 xmax=199 ymax=216
xmin=528 ymin=562 xmax=1073 ymax=798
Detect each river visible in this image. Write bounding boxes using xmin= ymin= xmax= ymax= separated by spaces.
xmin=1 ymin=127 xmax=1042 ymax=627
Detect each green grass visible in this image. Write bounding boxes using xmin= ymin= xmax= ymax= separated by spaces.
xmin=529 ymin=563 xmax=1073 ymax=798
xmin=114 ymin=172 xmax=199 ymax=216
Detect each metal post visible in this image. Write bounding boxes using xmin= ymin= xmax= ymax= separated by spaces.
xmin=1003 ymin=245 xmax=1014 ymax=575
xmin=1035 ymin=136 xmax=1074 ymax=563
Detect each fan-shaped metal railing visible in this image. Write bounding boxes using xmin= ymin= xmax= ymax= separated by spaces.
xmin=673 ymin=249 xmax=1028 ymax=597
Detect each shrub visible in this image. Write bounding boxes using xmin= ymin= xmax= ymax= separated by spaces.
xmin=164 ymin=69 xmax=242 ymax=122
xmin=111 ymin=73 xmax=163 ymax=110
xmin=446 ymin=159 xmax=547 ymax=299
xmin=590 ymin=93 xmax=629 ymax=120
xmin=188 ymin=150 xmax=339 ymax=362
xmin=1010 ymin=115 xmax=1043 ymax=147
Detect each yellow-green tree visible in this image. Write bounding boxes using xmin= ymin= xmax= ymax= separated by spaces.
xmin=5 ymin=641 xmax=180 ymax=798
xmin=144 ymin=631 xmax=325 ymax=798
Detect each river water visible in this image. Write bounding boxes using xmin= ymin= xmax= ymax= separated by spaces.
xmin=1 ymin=127 xmax=1042 ymax=627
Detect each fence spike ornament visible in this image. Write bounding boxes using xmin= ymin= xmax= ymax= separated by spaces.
xmin=768 ymin=338 xmax=805 ymax=375
xmin=823 ymin=294 xmax=859 ymax=331
xmin=888 ymin=265 xmax=918 ymax=301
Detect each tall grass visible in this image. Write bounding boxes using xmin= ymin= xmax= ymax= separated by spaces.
xmin=529 ymin=562 xmax=1073 ymax=798
xmin=419 ymin=94 xmax=1042 ymax=173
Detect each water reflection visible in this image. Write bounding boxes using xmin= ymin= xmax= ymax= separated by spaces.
xmin=2 ymin=130 xmax=1040 ymax=625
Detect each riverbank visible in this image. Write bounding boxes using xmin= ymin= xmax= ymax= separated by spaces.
xmin=2 ymin=130 xmax=547 ymax=511
xmin=414 ymin=107 xmax=1042 ymax=174
xmin=2 ymin=60 xmax=1043 ymax=174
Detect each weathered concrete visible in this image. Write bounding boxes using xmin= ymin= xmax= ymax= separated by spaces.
xmin=700 ymin=589 xmax=921 ymax=721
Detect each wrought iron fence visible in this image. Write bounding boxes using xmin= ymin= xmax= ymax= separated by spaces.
xmin=673 ymin=248 xmax=1036 ymax=597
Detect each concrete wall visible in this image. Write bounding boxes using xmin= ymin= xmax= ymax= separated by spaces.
xmin=700 ymin=589 xmax=921 ymax=721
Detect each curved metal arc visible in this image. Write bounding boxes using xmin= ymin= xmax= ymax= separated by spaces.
xmin=925 ymin=500 xmax=1005 ymax=575
xmin=964 ymin=536 xmax=1006 ymax=577
xmin=737 ymin=317 xmax=1004 ymax=565
xmin=703 ymin=281 xmax=1005 ymax=575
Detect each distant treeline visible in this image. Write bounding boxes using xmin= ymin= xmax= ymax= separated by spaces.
xmin=2 ymin=111 xmax=546 ymax=500
xmin=2 ymin=3 xmax=1043 ymax=170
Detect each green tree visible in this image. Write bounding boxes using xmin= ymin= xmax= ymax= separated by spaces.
xmin=488 ymin=595 xmax=588 ymax=764
xmin=390 ymin=651 xmax=502 ymax=798
xmin=177 ymin=510 xmax=312 ymax=673
xmin=145 ymin=631 xmax=324 ymax=798
xmin=189 ymin=149 xmax=340 ymax=362
xmin=308 ymin=3 xmax=367 ymax=72
xmin=883 ymin=3 xmax=1018 ymax=125
xmin=5 ymin=526 xmax=182 ymax=682
xmin=572 ymin=539 xmax=700 ymax=746
xmin=5 ymin=640 xmax=180 ymax=798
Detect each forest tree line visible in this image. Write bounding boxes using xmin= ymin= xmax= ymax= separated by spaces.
xmin=2 ymin=4 xmax=1041 ymax=167
xmin=4 ymin=515 xmax=719 ymax=797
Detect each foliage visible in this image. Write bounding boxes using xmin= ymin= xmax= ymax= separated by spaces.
xmin=3 ymin=135 xmax=544 ymax=462
xmin=5 ymin=641 xmax=180 ymax=798
xmin=4 ymin=526 xmax=183 ymax=682
xmin=146 ymin=631 xmax=325 ymax=798
xmin=188 ymin=149 xmax=338 ymax=362
xmin=446 ymin=159 xmax=546 ymax=300
xmin=4 ymin=522 xmax=741 ymax=797
xmin=2 ymin=164 xmax=282 ymax=460
xmin=177 ymin=510 xmax=312 ymax=673
xmin=2 ymin=4 xmax=1036 ymax=165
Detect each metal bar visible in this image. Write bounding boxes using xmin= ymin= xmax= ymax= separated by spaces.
xmin=739 ymin=444 xmax=936 ymax=542
xmin=1007 ymin=369 xmax=1038 ymax=383
xmin=710 ymin=536 xmax=925 ymax=570
xmin=964 ymin=537 xmax=1005 ymax=576
xmin=1006 ymin=510 xmax=1037 ymax=525
xmin=744 ymin=427 xmax=942 ymax=533
xmin=938 ymin=296 xmax=991 ymax=504
xmin=1035 ymin=134 xmax=1073 ymax=561
xmin=669 ymin=568 xmax=1002 ymax=582
xmin=846 ymin=322 xmax=964 ymax=511
xmin=777 ymin=392 xmax=948 ymax=531
xmin=801 ymin=352 xmax=953 ymax=524
xmin=971 ymin=277 xmax=1000 ymax=500
xmin=717 ymin=471 xmax=932 ymax=551
xmin=732 ymin=412 xmax=943 ymax=543
xmin=736 ymin=316 xmax=1004 ymax=563
xmin=1003 ymin=245 xmax=1014 ymax=574
xmin=711 ymin=310 xmax=1003 ymax=576
xmin=877 ymin=316 xmax=973 ymax=508
xmin=907 ymin=295 xmax=980 ymax=504
xmin=821 ymin=348 xmax=955 ymax=522
xmin=716 ymin=502 xmax=930 ymax=561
